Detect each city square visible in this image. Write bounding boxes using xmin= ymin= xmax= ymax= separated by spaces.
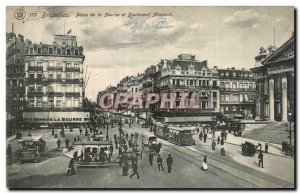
xmin=6 ymin=6 xmax=295 ymax=189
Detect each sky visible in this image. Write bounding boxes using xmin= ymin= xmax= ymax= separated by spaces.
xmin=6 ymin=6 xmax=294 ymax=101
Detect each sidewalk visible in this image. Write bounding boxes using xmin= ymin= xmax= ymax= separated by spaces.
xmin=207 ymin=131 xmax=289 ymax=158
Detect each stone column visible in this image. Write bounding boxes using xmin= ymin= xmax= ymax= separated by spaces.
xmin=281 ymin=75 xmax=288 ymax=122
xmin=269 ymin=77 xmax=275 ymax=121
xmin=255 ymin=80 xmax=262 ymax=120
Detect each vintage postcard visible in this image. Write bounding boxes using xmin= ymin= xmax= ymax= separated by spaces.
xmin=6 ymin=6 xmax=295 ymax=189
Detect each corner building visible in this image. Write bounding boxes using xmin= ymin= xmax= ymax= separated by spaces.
xmin=23 ymin=34 xmax=90 ymax=128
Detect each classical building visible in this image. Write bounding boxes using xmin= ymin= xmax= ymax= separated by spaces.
xmin=22 ymin=34 xmax=90 ymax=128
xmin=251 ymin=34 xmax=295 ymax=122
xmin=218 ymin=67 xmax=256 ymax=118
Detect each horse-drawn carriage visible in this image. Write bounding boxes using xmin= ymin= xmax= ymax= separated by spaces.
xmin=142 ymin=134 xmax=162 ymax=155
xmin=241 ymin=141 xmax=256 ymax=156
xmin=17 ymin=135 xmax=46 ymax=163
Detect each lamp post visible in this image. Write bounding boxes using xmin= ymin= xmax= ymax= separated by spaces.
xmin=288 ymin=112 xmax=293 ymax=146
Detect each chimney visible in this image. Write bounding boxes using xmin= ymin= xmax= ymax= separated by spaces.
xmin=242 ymin=68 xmax=245 ymax=71
xmin=214 ymin=66 xmax=217 ymax=70
xmin=227 ymin=68 xmax=230 ymax=70
xmin=40 ymin=42 xmax=42 ymax=45
xmin=231 ymin=67 xmax=235 ymax=70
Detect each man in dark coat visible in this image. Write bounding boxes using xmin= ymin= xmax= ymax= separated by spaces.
xmin=65 ymin=138 xmax=70 ymax=149
xmin=149 ymin=153 xmax=154 ymax=166
xmin=212 ymin=139 xmax=216 ymax=151
xmin=115 ymin=138 xmax=118 ymax=149
xmin=224 ymin=131 xmax=227 ymax=140
xmin=67 ymin=158 xmax=76 ymax=176
xmin=199 ymin=131 xmax=203 ymax=142
xmin=220 ymin=137 xmax=224 ymax=146
xmin=217 ymin=136 xmax=220 ymax=144
xmin=7 ymin=144 xmax=12 ymax=158
xmin=203 ymin=133 xmax=207 ymax=143
xmin=166 ymin=154 xmax=173 ymax=173
xmin=265 ymin=143 xmax=269 ymax=153
xmin=157 ymin=154 xmax=164 ymax=171
xmin=57 ymin=139 xmax=61 ymax=149
xmin=130 ymin=160 xmax=140 ymax=179
xmin=258 ymin=151 xmax=264 ymax=168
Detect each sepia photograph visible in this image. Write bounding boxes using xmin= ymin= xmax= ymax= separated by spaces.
xmin=5 ymin=6 xmax=295 ymax=189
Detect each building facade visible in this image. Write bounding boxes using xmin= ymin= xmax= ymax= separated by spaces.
xmin=218 ymin=67 xmax=256 ymax=118
xmin=22 ymin=34 xmax=90 ymax=128
xmin=251 ymin=34 xmax=295 ymax=122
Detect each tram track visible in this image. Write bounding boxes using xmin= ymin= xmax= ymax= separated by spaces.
xmin=122 ymin=125 xmax=293 ymax=188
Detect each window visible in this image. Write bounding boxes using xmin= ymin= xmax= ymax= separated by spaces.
xmin=225 ymin=82 xmax=230 ymax=88
xmin=201 ymin=102 xmax=206 ymax=109
xmin=57 ymin=63 xmax=62 ymax=68
xmin=29 ymin=85 xmax=35 ymax=92
xmin=220 ymin=72 xmax=224 ymax=76
xmin=48 ymin=72 xmax=54 ymax=79
xmin=66 ymin=63 xmax=72 ymax=68
xmin=198 ymin=80 xmax=201 ymax=86
xmin=239 ymin=83 xmax=243 ymax=89
xmin=226 ymin=72 xmax=229 ymax=76
xmin=67 ymin=49 xmax=71 ymax=55
xmin=75 ymin=49 xmax=78 ymax=55
xmin=173 ymin=79 xmax=175 ymax=85
xmin=13 ymin=97 xmax=17 ymax=101
xmin=202 ymin=71 xmax=205 ymax=76
xmin=66 ymin=98 xmax=72 ymax=107
xmin=20 ymin=106 xmax=23 ymax=110
xmin=74 ymin=64 xmax=79 ymax=69
xmin=249 ymin=83 xmax=253 ymax=89
xmin=38 ymin=47 xmax=41 ymax=54
xmin=56 ymin=85 xmax=62 ymax=92
xmin=49 ymin=99 xmax=54 ymax=108
xmin=221 ymin=95 xmax=224 ymax=102
xmin=16 ymin=48 xmax=20 ymax=53
xmin=135 ymin=88 xmax=138 ymax=92
xmin=56 ymin=72 xmax=62 ymax=80
xmin=239 ymin=94 xmax=244 ymax=102
xmin=213 ymin=102 xmax=217 ymax=108
xmin=57 ymin=48 xmax=61 ymax=54
xmin=19 ymin=97 xmax=24 ymax=101
xmin=37 ymin=98 xmax=42 ymax=108
xmin=17 ymin=59 xmax=20 ymax=64
xmin=49 ymin=48 xmax=53 ymax=54
xmin=190 ymin=80 xmax=193 ymax=85
xmin=30 ymin=48 xmax=33 ymax=54
xmin=37 ymin=85 xmax=43 ymax=92
xmin=29 ymin=72 xmax=35 ymax=79
xmin=232 ymin=82 xmax=237 ymax=89
xmin=131 ymin=88 xmax=134 ymax=92
xmin=56 ymin=98 xmax=61 ymax=107
xmin=244 ymin=83 xmax=248 ymax=89
xmin=66 ymin=73 xmax=72 ymax=79
xmin=48 ymin=62 xmax=54 ymax=67
xmin=29 ymin=99 xmax=35 ymax=107
xmin=225 ymin=95 xmax=230 ymax=102
xmin=74 ymin=97 xmax=80 ymax=107
xmin=225 ymin=106 xmax=229 ymax=111
xmin=233 ymin=72 xmax=236 ymax=77
xmin=213 ymin=92 xmax=217 ymax=98
xmin=202 ymin=80 xmax=206 ymax=86
xmin=232 ymin=106 xmax=236 ymax=112
xmin=37 ymin=73 xmax=42 ymax=80
xmin=213 ymin=80 xmax=217 ymax=87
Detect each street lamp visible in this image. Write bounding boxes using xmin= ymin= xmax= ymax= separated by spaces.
xmin=288 ymin=112 xmax=293 ymax=146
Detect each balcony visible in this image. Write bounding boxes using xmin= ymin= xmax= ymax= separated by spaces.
xmin=65 ymin=79 xmax=82 ymax=83
xmin=47 ymin=92 xmax=64 ymax=97
xmin=48 ymin=66 xmax=63 ymax=71
xmin=65 ymin=67 xmax=80 ymax=72
xmin=26 ymin=78 xmax=43 ymax=84
xmin=46 ymin=78 xmax=63 ymax=83
xmin=27 ymin=92 xmax=43 ymax=97
xmin=65 ymin=92 xmax=81 ymax=97
xmin=28 ymin=66 xmax=43 ymax=71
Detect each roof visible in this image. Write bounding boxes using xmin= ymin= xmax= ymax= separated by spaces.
xmin=168 ymin=126 xmax=194 ymax=131
xmin=18 ymin=135 xmax=43 ymax=142
xmin=262 ymin=34 xmax=294 ymax=65
xmin=73 ymin=141 xmax=113 ymax=146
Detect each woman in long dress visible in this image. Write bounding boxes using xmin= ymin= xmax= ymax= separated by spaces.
xmin=202 ymin=155 xmax=208 ymax=171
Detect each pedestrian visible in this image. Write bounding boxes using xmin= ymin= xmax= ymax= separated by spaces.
xmin=7 ymin=144 xmax=12 ymax=158
xmin=117 ymin=146 xmax=122 ymax=159
xmin=52 ymin=128 xmax=55 ymax=136
xmin=65 ymin=138 xmax=69 ymax=149
xmin=122 ymin=157 xmax=129 ymax=176
xmin=258 ymin=151 xmax=264 ymax=168
xmin=157 ymin=154 xmax=164 ymax=171
xmin=124 ymin=143 xmax=128 ymax=152
xmin=203 ymin=133 xmax=207 ymax=143
xmin=220 ymin=137 xmax=224 ymax=146
xmin=128 ymin=139 xmax=132 ymax=148
xmin=73 ymin=137 xmax=77 ymax=143
xmin=130 ymin=160 xmax=140 ymax=179
xmin=115 ymin=138 xmax=118 ymax=149
xmin=57 ymin=138 xmax=61 ymax=149
xmin=221 ymin=131 xmax=224 ymax=139
xmin=109 ymin=145 xmax=114 ymax=157
xmin=265 ymin=143 xmax=269 ymax=153
xmin=149 ymin=153 xmax=154 ymax=166
xmin=77 ymin=136 xmax=80 ymax=141
xmin=79 ymin=127 xmax=82 ymax=135
xmin=166 ymin=154 xmax=173 ymax=173
xmin=201 ymin=155 xmax=208 ymax=171
xmin=66 ymin=158 xmax=76 ymax=176
xmin=85 ymin=129 xmax=88 ymax=136
xmin=212 ymin=139 xmax=216 ymax=151
xmin=224 ymin=131 xmax=227 ymax=140
xmin=256 ymin=142 xmax=262 ymax=152
xmin=130 ymin=133 xmax=134 ymax=140
xmin=220 ymin=147 xmax=225 ymax=156
xmin=199 ymin=131 xmax=203 ymax=142
xmin=217 ymin=136 xmax=220 ymax=144
xmin=114 ymin=134 xmax=117 ymax=141
xmin=126 ymin=133 xmax=129 ymax=141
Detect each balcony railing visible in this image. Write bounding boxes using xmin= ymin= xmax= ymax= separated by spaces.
xmin=48 ymin=66 xmax=63 ymax=71
xmin=65 ymin=79 xmax=82 ymax=83
xmin=47 ymin=92 xmax=64 ymax=97
xmin=65 ymin=67 xmax=80 ymax=72
xmin=220 ymin=88 xmax=256 ymax=92
xmin=26 ymin=78 xmax=43 ymax=83
xmin=28 ymin=66 xmax=43 ymax=71
xmin=27 ymin=92 xmax=43 ymax=96
xmin=46 ymin=78 xmax=63 ymax=83
xmin=65 ymin=92 xmax=81 ymax=97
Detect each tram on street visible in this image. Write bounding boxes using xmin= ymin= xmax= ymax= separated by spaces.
xmin=153 ymin=123 xmax=195 ymax=146
xmin=72 ymin=141 xmax=116 ymax=167
xmin=167 ymin=126 xmax=195 ymax=146
xmin=17 ymin=135 xmax=46 ymax=163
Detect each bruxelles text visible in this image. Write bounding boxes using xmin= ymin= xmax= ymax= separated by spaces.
xmin=99 ymin=92 xmax=206 ymax=110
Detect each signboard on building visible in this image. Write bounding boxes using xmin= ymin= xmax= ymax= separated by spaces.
xmin=23 ymin=111 xmax=90 ymax=123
